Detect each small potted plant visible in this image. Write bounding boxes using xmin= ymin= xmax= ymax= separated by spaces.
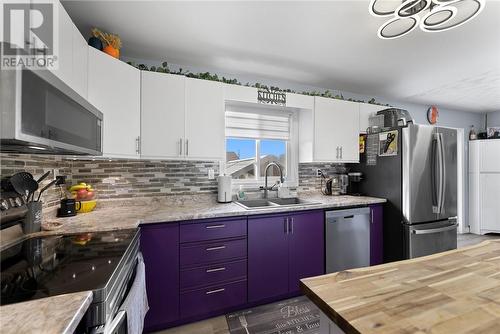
xmin=91 ymin=27 xmax=122 ymax=59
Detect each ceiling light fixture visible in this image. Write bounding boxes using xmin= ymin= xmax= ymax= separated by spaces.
xmin=369 ymin=0 xmax=485 ymax=39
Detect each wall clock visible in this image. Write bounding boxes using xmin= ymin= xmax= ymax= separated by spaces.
xmin=427 ymin=105 xmax=439 ymax=124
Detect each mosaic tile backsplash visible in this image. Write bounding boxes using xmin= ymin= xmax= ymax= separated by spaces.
xmin=0 ymin=153 xmax=348 ymax=209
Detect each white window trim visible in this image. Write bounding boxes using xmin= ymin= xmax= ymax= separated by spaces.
xmin=223 ymin=111 xmax=299 ymax=189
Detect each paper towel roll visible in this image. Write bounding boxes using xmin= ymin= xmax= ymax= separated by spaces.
xmin=217 ymin=175 xmax=232 ymax=203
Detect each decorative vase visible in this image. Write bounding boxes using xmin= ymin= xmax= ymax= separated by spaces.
xmin=103 ymin=45 xmax=120 ymax=58
xmin=88 ymin=36 xmax=103 ymax=50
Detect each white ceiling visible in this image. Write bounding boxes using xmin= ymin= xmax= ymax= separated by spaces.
xmin=63 ymin=0 xmax=500 ymax=113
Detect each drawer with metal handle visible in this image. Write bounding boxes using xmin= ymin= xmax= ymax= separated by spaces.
xmin=180 ymin=238 xmax=247 ymax=268
xmin=180 ymin=259 xmax=247 ymax=291
xmin=180 ymin=279 xmax=247 ymax=319
xmin=180 ymin=218 xmax=247 ymax=243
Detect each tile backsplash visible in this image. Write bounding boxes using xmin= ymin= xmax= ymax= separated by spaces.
xmin=0 ymin=153 xmax=349 ymax=209
xmin=0 ymin=154 xmax=219 ymax=208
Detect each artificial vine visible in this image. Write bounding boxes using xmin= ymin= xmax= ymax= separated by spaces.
xmin=127 ymin=60 xmax=389 ymax=106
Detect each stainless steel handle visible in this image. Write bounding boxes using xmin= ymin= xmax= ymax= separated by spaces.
xmin=411 ymin=223 xmax=458 ymax=235
xmin=206 ymin=245 xmax=226 ymax=251
xmin=340 ymin=146 xmax=343 ymax=159
xmin=284 ymin=217 xmax=288 ymax=234
xmin=105 ymin=310 xmax=126 ymax=334
xmin=206 ymin=288 xmax=225 ymax=295
xmin=185 ymin=139 xmax=189 ymax=156
xmin=206 ymin=267 xmax=226 ymax=273
xmin=438 ymin=133 xmax=446 ymax=214
xmin=432 ymin=133 xmax=445 ymax=214
xmin=135 ymin=136 xmax=140 ymax=154
xmin=205 ymin=224 xmax=226 ymax=229
xmin=290 ymin=217 xmax=294 ymax=234
xmin=179 ymin=138 xmax=183 ymax=155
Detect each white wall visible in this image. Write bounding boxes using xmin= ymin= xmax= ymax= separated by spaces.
xmin=487 ymin=111 xmax=500 ymax=127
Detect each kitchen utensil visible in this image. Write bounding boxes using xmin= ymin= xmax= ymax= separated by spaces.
xmin=36 ymin=171 xmax=51 ymax=184
xmin=10 ymin=172 xmax=38 ymax=202
xmin=36 ymin=179 xmax=58 ymax=202
xmin=76 ymin=200 xmax=97 ymax=213
xmin=23 ymin=201 xmax=42 ymax=233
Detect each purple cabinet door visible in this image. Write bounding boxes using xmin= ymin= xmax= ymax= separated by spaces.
xmin=370 ymin=205 xmax=383 ymax=265
xmin=141 ymin=223 xmax=179 ymax=331
xmin=248 ymin=215 xmax=289 ymax=303
xmin=288 ymin=211 xmax=325 ymax=293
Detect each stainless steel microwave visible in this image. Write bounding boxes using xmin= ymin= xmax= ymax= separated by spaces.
xmin=1 ymin=68 xmax=102 ymax=155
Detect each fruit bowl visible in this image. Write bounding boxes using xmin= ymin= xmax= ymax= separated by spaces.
xmin=76 ymin=200 xmax=97 ymax=213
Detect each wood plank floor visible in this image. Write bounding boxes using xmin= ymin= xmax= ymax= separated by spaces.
xmin=155 ymin=233 xmax=500 ymax=334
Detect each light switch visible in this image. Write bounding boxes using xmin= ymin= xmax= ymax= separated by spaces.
xmin=208 ymin=169 xmax=215 ymax=179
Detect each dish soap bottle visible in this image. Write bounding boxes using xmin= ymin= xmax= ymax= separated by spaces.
xmin=238 ymin=185 xmax=246 ymax=200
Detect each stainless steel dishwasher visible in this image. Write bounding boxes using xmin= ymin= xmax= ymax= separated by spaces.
xmin=326 ymin=207 xmax=371 ymax=273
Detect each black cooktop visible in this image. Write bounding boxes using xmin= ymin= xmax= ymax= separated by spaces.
xmin=0 ymin=229 xmax=137 ymax=306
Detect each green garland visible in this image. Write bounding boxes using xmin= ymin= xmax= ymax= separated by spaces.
xmin=127 ymin=60 xmax=389 ymax=106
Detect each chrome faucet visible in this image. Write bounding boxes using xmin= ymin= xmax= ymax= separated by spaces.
xmin=261 ymin=161 xmax=284 ymax=199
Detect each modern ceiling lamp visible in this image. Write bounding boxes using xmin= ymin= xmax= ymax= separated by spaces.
xmin=369 ymin=0 xmax=485 ymax=39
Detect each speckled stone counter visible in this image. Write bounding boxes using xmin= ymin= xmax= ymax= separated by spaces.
xmin=36 ymin=193 xmax=386 ymax=237
xmin=0 ymin=291 xmax=92 ymax=334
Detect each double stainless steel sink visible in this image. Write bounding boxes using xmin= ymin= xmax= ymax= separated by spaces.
xmin=234 ymin=197 xmax=320 ymax=210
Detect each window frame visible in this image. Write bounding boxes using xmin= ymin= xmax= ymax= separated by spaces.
xmin=223 ymin=110 xmax=298 ymax=189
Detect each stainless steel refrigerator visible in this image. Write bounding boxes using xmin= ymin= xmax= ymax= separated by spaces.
xmin=358 ymin=123 xmax=458 ymax=262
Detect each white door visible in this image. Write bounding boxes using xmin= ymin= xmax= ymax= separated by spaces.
xmin=71 ymin=25 xmax=88 ymax=98
xmin=480 ymin=173 xmax=500 ymax=233
xmin=141 ymin=72 xmax=186 ymax=159
xmin=52 ymin=2 xmax=73 ymax=86
xmin=185 ymin=78 xmax=224 ymax=159
xmin=88 ymin=47 xmax=141 ymax=158
xmin=314 ymin=97 xmax=359 ymax=162
xmin=359 ymin=103 xmax=386 ymax=133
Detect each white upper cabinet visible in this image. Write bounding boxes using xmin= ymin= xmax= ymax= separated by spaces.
xmin=479 ymin=140 xmax=500 ymax=172
xmin=185 ymin=78 xmax=225 ymax=159
xmin=53 ymin=1 xmax=73 ymax=85
xmin=313 ymin=97 xmax=360 ymax=162
xmin=88 ymin=47 xmax=141 ymax=158
xmin=71 ymin=24 xmax=88 ymax=98
xmin=359 ymin=103 xmax=387 ymax=133
xmin=141 ymin=72 xmax=186 ymax=159
xmin=224 ymin=84 xmax=258 ymax=104
xmin=286 ymin=93 xmax=314 ymax=110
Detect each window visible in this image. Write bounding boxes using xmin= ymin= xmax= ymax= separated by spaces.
xmin=224 ymin=104 xmax=297 ymax=185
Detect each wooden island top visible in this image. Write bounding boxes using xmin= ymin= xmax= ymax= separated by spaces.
xmin=301 ymin=240 xmax=500 ymax=334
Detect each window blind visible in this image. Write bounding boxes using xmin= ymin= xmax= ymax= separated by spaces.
xmin=225 ymin=106 xmax=290 ymax=140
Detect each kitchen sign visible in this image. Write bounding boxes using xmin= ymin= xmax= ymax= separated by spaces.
xmin=257 ymin=89 xmax=286 ymax=106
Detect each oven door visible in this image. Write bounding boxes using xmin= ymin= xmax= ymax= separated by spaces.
xmin=405 ymin=220 xmax=458 ymax=259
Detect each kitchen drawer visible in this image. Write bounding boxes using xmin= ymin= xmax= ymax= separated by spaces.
xmin=180 ymin=259 xmax=247 ymax=290
xmin=180 ymin=280 xmax=247 ymax=319
xmin=180 ymin=238 xmax=247 ymax=268
xmin=180 ymin=218 xmax=247 ymax=243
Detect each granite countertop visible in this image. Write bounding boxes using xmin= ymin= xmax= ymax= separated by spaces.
xmin=0 ymin=291 xmax=93 ymax=334
xmin=301 ymin=240 xmax=500 ymax=334
xmin=36 ymin=193 xmax=386 ymax=237
xmin=0 ymin=192 xmax=385 ymax=334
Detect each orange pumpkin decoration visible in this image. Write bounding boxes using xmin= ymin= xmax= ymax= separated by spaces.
xmin=103 ymin=45 xmax=119 ymax=58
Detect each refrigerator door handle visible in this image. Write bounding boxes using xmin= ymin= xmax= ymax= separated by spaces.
xmin=411 ymin=223 xmax=458 ymax=235
xmin=438 ymin=133 xmax=446 ymax=214
xmin=431 ymin=135 xmax=439 ymax=213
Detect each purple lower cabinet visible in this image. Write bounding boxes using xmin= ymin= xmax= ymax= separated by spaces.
xmin=370 ymin=204 xmax=383 ymax=265
xmin=140 ymin=223 xmax=180 ymax=332
xmin=248 ymin=215 xmax=289 ymax=303
xmin=288 ymin=211 xmax=325 ymax=293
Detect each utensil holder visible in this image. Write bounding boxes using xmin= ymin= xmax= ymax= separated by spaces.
xmin=24 ymin=201 xmax=42 ymax=234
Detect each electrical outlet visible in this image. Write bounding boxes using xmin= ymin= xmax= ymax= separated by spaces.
xmin=316 ymin=169 xmax=322 ymax=177
xmin=52 ymin=168 xmax=59 ymax=180
xmin=208 ymin=169 xmax=215 ymax=180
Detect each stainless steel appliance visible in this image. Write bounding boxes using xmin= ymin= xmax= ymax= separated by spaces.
xmin=326 ymin=207 xmax=371 ymax=273
xmin=358 ymin=123 xmax=458 ymax=261
xmin=0 ymin=229 xmax=140 ymax=333
xmin=0 ymin=68 xmax=102 ymax=155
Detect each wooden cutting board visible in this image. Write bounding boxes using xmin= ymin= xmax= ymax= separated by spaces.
xmin=301 ymin=240 xmax=500 ymax=334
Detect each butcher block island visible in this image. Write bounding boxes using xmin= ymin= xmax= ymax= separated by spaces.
xmin=301 ymin=240 xmax=500 ymax=334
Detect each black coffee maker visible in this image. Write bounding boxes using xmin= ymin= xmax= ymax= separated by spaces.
xmin=347 ymin=172 xmax=363 ymax=196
